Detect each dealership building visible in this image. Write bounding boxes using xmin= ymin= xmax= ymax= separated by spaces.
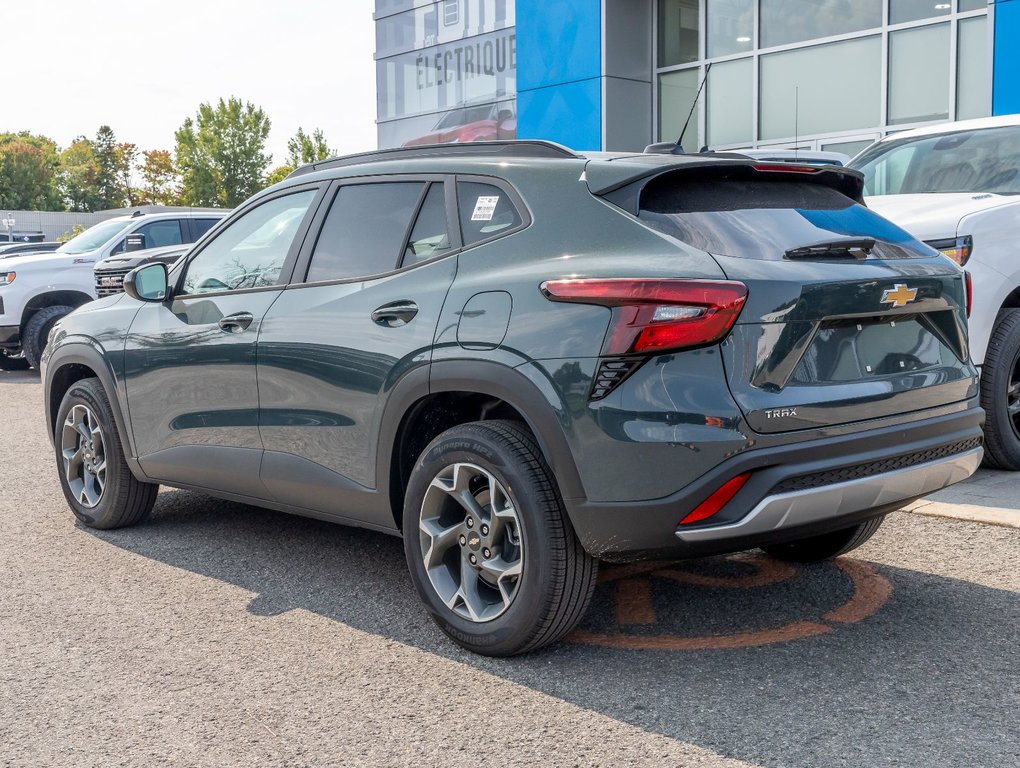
xmin=375 ymin=0 xmax=1019 ymax=156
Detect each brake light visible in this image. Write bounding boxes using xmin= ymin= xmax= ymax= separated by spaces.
xmin=679 ymin=472 xmax=752 ymax=525
xmin=753 ymin=163 xmax=819 ymax=174
xmin=540 ymin=279 xmax=748 ymax=355
xmin=965 ymin=271 xmax=973 ymax=318
xmin=925 ymin=235 xmax=972 ymax=266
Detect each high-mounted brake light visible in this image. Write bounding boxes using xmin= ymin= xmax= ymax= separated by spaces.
xmin=679 ymin=472 xmax=752 ymax=525
xmin=541 ymin=278 xmax=748 ymax=355
xmin=753 ymin=163 xmax=820 ymax=174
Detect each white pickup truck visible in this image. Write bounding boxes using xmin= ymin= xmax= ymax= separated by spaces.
xmin=850 ymin=114 xmax=1020 ymax=469
xmin=0 ymin=210 xmax=224 ymax=370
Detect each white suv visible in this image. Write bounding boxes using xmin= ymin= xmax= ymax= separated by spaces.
xmin=850 ymin=114 xmax=1020 ymax=468
xmin=0 ymin=210 xmax=224 ymax=370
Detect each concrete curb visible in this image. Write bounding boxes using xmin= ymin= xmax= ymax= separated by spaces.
xmin=903 ymin=500 xmax=1020 ymax=529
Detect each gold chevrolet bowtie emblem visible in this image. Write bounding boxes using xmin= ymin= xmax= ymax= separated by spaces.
xmin=880 ymin=284 xmax=918 ymax=308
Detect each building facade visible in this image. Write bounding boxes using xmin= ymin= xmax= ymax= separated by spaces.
xmin=375 ymin=0 xmax=1020 ymax=153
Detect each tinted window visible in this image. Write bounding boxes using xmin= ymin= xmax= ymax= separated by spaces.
xmin=404 ymin=183 xmax=452 ymax=265
xmin=306 ymin=182 xmax=424 ymax=282
xmin=181 ymin=190 xmax=316 ymax=295
xmin=457 ymin=182 xmax=522 ymax=246
xmin=638 ymin=177 xmax=928 ymax=260
xmin=192 ymin=218 xmax=221 ymax=240
xmin=111 ymin=219 xmax=185 ymax=255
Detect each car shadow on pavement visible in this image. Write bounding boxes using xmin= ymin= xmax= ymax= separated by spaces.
xmin=90 ymin=488 xmax=1019 ymax=768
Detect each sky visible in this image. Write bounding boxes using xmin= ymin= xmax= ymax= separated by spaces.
xmin=4 ymin=1 xmax=378 ymax=167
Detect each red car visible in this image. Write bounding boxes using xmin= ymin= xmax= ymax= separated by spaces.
xmin=402 ymin=103 xmax=516 ymax=147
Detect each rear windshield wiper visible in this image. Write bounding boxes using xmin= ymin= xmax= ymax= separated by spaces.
xmin=785 ymin=238 xmax=876 ymax=260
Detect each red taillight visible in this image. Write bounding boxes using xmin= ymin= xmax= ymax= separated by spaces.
xmin=540 ymin=279 xmax=748 ymax=355
xmin=679 ymin=473 xmax=752 ymax=526
xmin=965 ymin=271 xmax=973 ymax=318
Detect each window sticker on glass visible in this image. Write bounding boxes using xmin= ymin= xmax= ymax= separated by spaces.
xmin=471 ymin=196 xmax=501 ymax=221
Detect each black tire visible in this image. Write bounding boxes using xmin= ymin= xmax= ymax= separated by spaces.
xmin=980 ymin=309 xmax=1020 ymax=470
xmin=54 ymin=377 xmax=158 ymax=529
xmin=761 ymin=516 xmax=885 ymax=563
xmin=0 ymin=354 xmax=29 ymax=371
xmin=403 ymin=420 xmax=598 ymax=656
xmin=23 ymin=305 xmax=73 ymax=369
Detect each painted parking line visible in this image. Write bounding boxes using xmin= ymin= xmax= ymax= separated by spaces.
xmin=569 ymin=554 xmax=892 ymax=652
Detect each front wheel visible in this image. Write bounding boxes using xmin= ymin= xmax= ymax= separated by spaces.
xmin=54 ymin=377 xmax=159 ymax=529
xmin=24 ymin=304 xmax=73 ymax=369
xmin=403 ymin=420 xmax=597 ymax=656
xmin=980 ymin=309 xmax=1020 ymax=470
xmin=761 ymin=516 xmax=885 ymax=563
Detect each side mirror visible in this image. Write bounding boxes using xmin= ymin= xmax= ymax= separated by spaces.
xmin=123 ymin=262 xmax=169 ymax=302
xmin=125 ymin=233 xmax=147 ymax=252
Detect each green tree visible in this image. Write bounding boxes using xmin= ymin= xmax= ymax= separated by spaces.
xmin=286 ymin=127 xmax=333 ymax=168
xmin=58 ymin=138 xmax=102 ymax=212
xmin=175 ymin=97 xmax=272 ymax=208
xmin=140 ymin=149 xmax=180 ymax=205
xmin=0 ymin=132 xmax=61 ymax=210
xmin=265 ymin=165 xmax=293 ymax=186
xmin=93 ymin=125 xmax=123 ymax=209
xmin=116 ymin=142 xmax=140 ymax=207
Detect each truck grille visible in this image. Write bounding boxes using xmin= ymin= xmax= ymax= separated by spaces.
xmin=769 ymin=437 xmax=983 ymax=495
xmin=95 ymin=268 xmax=132 ymax=298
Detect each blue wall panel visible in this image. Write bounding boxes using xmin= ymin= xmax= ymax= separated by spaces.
xmin=516 ymin=0 xmax=603 ymax=149
xmin=993 ymin=0 xmax=1020 ymax=115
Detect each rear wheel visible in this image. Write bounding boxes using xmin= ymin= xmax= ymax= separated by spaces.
xmin=761 ymin=516 xmax=885 ymax=563
xmin=54 ymin=377 xmax=158 ymax=529
xmin=980 ymin=309 xmax=1020 ymax=470
xmin=403 ymin=420 xmax=597 ymax=656
xmin=24 ymin=305 xmax=73 ymax=369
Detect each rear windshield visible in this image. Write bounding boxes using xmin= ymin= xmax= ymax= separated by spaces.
xmin=638 ymin=178 xmax=928 ymax=260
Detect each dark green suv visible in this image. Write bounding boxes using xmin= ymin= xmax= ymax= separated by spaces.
xmin=42 ymin=141 xmax=983 ymax=656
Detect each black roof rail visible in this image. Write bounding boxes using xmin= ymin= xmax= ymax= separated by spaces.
xmin=287 ymin=140 xmax=581 ymax=179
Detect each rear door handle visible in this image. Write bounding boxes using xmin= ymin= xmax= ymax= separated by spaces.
xmin=218 ymin=312 xmax=254 ymax=333
xmin=371 ymin=301 xmax=419 ymax=327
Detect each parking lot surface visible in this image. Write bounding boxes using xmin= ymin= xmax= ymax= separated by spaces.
xmin=1 ymin=370 xmax=1017 ymax=768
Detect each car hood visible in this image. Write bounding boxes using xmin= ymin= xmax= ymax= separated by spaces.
xmin=865 ymin=193 xmax=1016 ymax=240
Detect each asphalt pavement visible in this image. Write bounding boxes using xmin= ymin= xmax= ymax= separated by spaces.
xmin=1 ymin=369 xmax=1017 ymax=767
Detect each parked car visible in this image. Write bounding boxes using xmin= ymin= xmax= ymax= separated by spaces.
xmin=739 ymin=149 xmax=851 ymax=167
xmin=401 ymin=101 xmax=516 ymax=147
xmin=0 ymin=242 xmax=62 ymax=258
xmin=0 ymin=210 xmax=225 ymax=370
xmin=94 ymin=244 xmax=191 ymax=298
xmin=43 ymin=141 xmax=982 ymax=656
xmin=850 ymin=114 xmax=1020 ymax=469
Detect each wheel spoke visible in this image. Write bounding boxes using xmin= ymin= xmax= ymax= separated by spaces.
xmin=457 ymin=558 xmax=485 ymax=622
xmin=480 ymin=556 xmax=522 ymax=607
xmin=63 ymin=446 xmax=83 ymax=485
xmin=419 ymin=517 xmax=462 ymax=568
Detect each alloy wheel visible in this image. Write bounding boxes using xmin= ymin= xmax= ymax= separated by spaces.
xmin=1009 ymin=350 xmax=1020 ymax=441
xmin=418 ymin=462 xmax=524 ymax=622
xmin=61 ymin=404 xmax=107 ymax=508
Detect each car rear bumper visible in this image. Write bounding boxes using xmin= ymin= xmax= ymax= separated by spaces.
xmin=566 ymin=404 xmax=984 ymax=561
xmin=0 ymin=323 xmax=20 ymax=350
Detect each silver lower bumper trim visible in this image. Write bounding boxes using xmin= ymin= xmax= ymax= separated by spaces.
xmin=675 ymin=448 xmax=982 ymax=543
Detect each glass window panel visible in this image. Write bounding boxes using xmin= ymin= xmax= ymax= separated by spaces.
xmin=658 ymin=68 xmax=703 ymax=150
xmin=890 ymin=0 xmax=950 ymax=24
xmin=708 ymin=58 xmax=753 ymax=146
xmin=457 ymin=182 xmax=523 ymax=246
xmin=957 ymin=16 xmax=991 ymax=120
xmin=958 ymin=0 xmax=986 ymax=11
xmin=658 ymin=0 xmax=699 ymax=67
xmin=707 ymin=0 xmax=753 ymax=57
xmin=404 ymin=183 xmax=452 ymax=264
xmin=760 ymin=37 xmax=881 ymax=141
xmin=760 ymin=0 xmax=881 ymax=48
xmin=307 ymin=183 xmax=425 ymax=282
xmin=889 ymin=24 xmax=950 ymax=125
xmin=821 ymin=138 xmax=876 ymax=159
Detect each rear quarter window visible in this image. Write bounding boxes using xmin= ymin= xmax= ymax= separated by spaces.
xmin=457 ymin=181 xmax=523 ymax=247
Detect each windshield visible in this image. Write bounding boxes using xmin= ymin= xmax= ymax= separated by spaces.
xmin=57 ymin=220 xmax=130 ymax=255
xmin=851 ymin=125 xmax=1020 ymax=196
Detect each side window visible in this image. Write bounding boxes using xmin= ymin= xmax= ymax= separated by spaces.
xmin=191 ymin=218 xmax=221 ymax=241
xmin=110 ymin=219 xmax=184 ymax=255
xmin=180 ymin=190 xmax=316 ymax=295
xmin=457 ymin=181 xmax=523 ymax=247
xmin=306 ymin=182 xmax=424 ymax=282
xmin=403 ymin=183 xmax=452 ymax=265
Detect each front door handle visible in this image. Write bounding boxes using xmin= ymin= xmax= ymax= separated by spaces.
xmin=371 ymin=300 xmax=419 ymax=327
xmin=218 ymin=312 xmax=254 ymax=333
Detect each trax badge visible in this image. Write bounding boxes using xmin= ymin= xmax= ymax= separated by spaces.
xmin=766 ymin=408 xmax=798 ymax=420
xmin=881 ymin=284 xmax=919 ymax=308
